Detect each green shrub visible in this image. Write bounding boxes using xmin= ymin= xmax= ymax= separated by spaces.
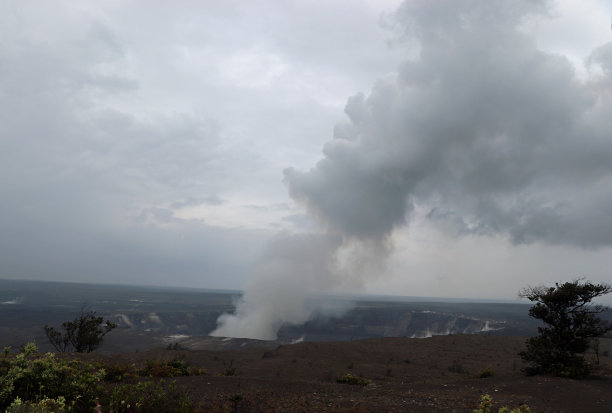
xmin=336 ymin=373 xmax=371 ymax=386
xmin=139 ymin=358 xmax=205 ymax=378
xmin=474 ymin=394 xmax=531 ymax=413
xmin=5 ymin=396 xmax=68 ymax=413
xmin=103 ymin=379 xmax=193 ymax=413
xmin=0 ymin=343 xmax=202 ymax=412
xmin=0 ymin=343 xmax=105 ymax=411
xmin=103 ymin=362 xmax=139 ymax=382
xmin=475 ymin=365 xmax=495 ymax=378
xmin=100 ymin=358 xmax=205 ymax=381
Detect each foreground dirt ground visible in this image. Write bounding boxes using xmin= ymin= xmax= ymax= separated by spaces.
xmin=80 ymin=335 xmax=612 ymax=412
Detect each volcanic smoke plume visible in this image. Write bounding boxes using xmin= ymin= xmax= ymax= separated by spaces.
xmin=212 ymin=0 xmax=612 ymax=340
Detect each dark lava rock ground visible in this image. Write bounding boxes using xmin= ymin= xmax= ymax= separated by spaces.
xmin=73 ymin=335 xmax=612 ymax=412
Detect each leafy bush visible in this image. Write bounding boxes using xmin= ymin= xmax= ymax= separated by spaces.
xmin=474 ymin=394 xmax=531 ymax=413
xmin=336 ymin=373 xmax=371 ymax=386
xmin=44 ymin=309 xmax=117 ymax=353
xmin=0 ymin=343 xmax=105 ymax=411
xmin=100 ymin=358 xmax=205 ymax=381
xmin=474 ymin=365 xmax=495 ymax=378
xmin=5 ymin=396 xmax=68 ymax=413
xmin=102 ymin=362 xmax=139 ymax=382
xmin=519 ymin=280 xmax=612 ymax=378
xmin=103 ymin=379 xmax=193 ymax=413
xmin=139 ymin=358 xmax=206 ymax=378
xmin=0 ymin=343 xmax=203 ymax=412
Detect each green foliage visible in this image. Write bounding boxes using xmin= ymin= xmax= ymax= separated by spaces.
xmin=102 ymin=362 xmax=139 ymax=382
xmin=5 ymin=396 xmax=68 ymax=413
xmin=0 ymin=343 xmax=204 ymax=412
xmin=474 ymin=394 xmax=493 ymax=413
xmin=104 ymin=379 xmax=193 ymax=413
xmin=336 ymin=373 xmax=371 ymax=386
xmin=99 ymin=358 xmax=205 ymax=382
xmin=519 ymin=280 xmax=612 ymax=378
xmin=474 ymin=394 xmax=531 ymax=413
xmin=139 ymin=358 xmax=206 ymax=378
xmin=498 ymin=407 xmax=531 ymax=413
xmin=474 ymin=365 xmax=495 ymax=378
xmin=0 ymin=343 xmax=105 ymax=411
xmin=44 ymin=309 xmax=117 ymax=353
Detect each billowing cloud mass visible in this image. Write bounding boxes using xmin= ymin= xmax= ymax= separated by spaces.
xmin=288 ymin=0 xmax=612 ymax=247
xmin=213 ymin=232 xmax=343 ymax=339
xmin=213 ymin=0 xmax=612 ymax=339
xmin=0 ymin=1 xmax=402 ymax=288
xmin=2 ymin=0 xmax=611 ymax=339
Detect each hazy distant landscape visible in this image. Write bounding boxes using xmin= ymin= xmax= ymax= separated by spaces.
xmin=3 ymin=278 xmax=612 ymax=412
xmin=0 ymin=278 xmax=555 ymax=353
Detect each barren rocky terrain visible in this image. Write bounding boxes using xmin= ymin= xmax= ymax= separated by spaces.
xmin=4 ymin=280 xmax=611 ymax=411
xmin=74 ymin=335 xmax=612 ymax=412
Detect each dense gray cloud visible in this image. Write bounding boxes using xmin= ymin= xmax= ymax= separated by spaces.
xmin=0 ymin=0 xmax=402 ymax=288
xmin=0 ymin=2 xmax=271 ymax=286
xmin=285 ymin=0 xmax=612 ymax=248
xmin=214 ymin=0 xmax=612 ymax=339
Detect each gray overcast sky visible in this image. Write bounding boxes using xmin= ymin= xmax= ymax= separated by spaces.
xmin=1 ymin=0 xmax=612 ymax=300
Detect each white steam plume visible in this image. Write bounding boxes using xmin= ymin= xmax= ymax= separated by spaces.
xmin=212 ymin=0 xmax=612 ymax=339
xmin=211 ymin=232 xmax=388 ymax=340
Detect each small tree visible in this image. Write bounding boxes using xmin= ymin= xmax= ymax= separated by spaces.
xmin=44 ymin=309 xmax=117 ymax=353
xmin=519 ymin=279 xmax=612 ymax=378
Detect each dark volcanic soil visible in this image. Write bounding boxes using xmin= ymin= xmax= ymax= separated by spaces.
xmin=77 ymin=335 xmax=612 ymax=412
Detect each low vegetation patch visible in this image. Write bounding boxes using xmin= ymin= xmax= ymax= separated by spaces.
xmin=140 ymin=358 xmax=206 ymax=378
xmin=474 ymin=394 xmax=531 ymax=413
xmin=474 ymin=365 xmax=495 ymax=378
xmin=336 ymin=373 xmax=371 ymax=386
xmin=0 ymin=343 xmax=204 ymax=412
xmin=0 ymin=343 xmax=104 ymax=411
xmin=106 ymin=379 xmax=194 ymax=412
xmin=98 ymin=357 xmax=205 ymax=382
xmin=5 ymin=396 xmax=73 ymax=413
